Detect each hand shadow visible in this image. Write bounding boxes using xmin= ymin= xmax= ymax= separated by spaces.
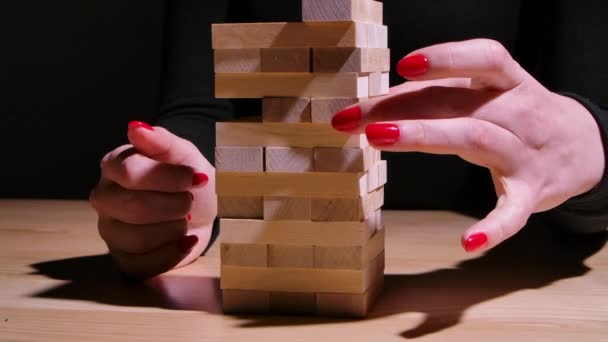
xmin=30 ymin=216 xmax=606 ymax=339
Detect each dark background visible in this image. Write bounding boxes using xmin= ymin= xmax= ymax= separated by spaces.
xmin=0 ymin=1 xmax=164 ymax=199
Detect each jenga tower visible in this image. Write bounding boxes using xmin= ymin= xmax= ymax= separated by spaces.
xmin=212 ymin=0 xmax=388 ymax=317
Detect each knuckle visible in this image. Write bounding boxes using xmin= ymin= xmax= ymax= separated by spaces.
xmin=408 ymin=121 xmax=429 ymax=147
xmin=480 ymin=39 xmax=511 ymax=72
xmin=465 ymin=121 xmax=491 ymax=152
xmin=121 ymin=192 xmax=150 ymax=224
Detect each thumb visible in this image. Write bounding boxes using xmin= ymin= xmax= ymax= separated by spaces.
xmin=127 ymin=121 xmax=205 ymax=168
xmin=461 ymin=184 xmax=534 ymax=252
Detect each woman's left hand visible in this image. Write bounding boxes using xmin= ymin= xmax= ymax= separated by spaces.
xmin=332 ymin=39 xmax=605 ymax=253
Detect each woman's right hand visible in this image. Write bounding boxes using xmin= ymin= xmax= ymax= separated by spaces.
xmin=90 ymin=121 xmax=217 ymax=278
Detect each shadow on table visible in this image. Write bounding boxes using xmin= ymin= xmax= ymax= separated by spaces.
xmin=30 ymin=217 xmax=606 ymax=339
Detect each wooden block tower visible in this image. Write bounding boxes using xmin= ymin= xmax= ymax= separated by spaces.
xmin=212 ymin=0 xmax=389 ymax=317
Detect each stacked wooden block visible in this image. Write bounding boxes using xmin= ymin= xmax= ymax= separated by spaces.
xmin=212 ymin=0 xmax=389 ymax=317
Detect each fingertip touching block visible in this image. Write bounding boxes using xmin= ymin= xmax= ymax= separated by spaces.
xmin=264 ymin=196 xmax=312 ymax=220
xmin=311 ymin=97 xmax=362 ymax=124
xmin=261 ymin=48 xmax=311 ymax=72
xmin=263 ymin=97 xmax=311 ymax=123
xmin=215 ymin=147 xmax=264 ymax=172
xmin=265 ymin=147 xmax=314 ymax=172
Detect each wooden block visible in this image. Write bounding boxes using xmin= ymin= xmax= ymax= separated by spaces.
xmin=220 ymin=216 xmax=378 ymax=246
xmin=378 ymin=159 xmax=387 ymax=185
xmin=262 ymin=97 xmax=311 ymax=123
xmin=367 ymin=160 xmax=380 ymax=192
xmin=314 ymin=147 xmax=380 ymax=173
xmin=316 ymin=270 xmax=383 ymax=317
xmin=264 ymin=197 xmax=311 ymax=220
xmin=216 ymin=171 xmax=367 ymax=198
xmin=270 ymin=292 xmax=317 ymax=315
xmin=312 ymin=48 xmax=389 ymax=73
xmin=216 ymin=122 xmax=368 ymax=148
xmin=368 ymin=24 xmax=388 ymax=49
xmin=214 ymin=49 xmax=260 ymax=73
xmin=265 ymin=147 xmax=314 ymax=172
xmin=268 ymin=245 xmax=314 ymax=268
xmin=212 ymin=22 xmax=386 ymax=49
xmin=314 ymin=228 xmax=384 ymax=270
xmin=311 ymin=187 xmax=384 ymax=221
xmin=261 ymin=48 xmax=311 ymax=72
xmin=221 ymin=253 xmax=381 ymax=293
xmin=222 ymin=289 xmax=269 ymax=314
xmin=217 ymin=196 xmax=263 ymax=219
xmin=380 ymin=72 xmax=389 ymax=95
xmin=310 ymin=98 xmax=361 ymax=124
xmin=302 ymin=0 xmax=383 ymax=24
xmin=220 ymin=243 xmax=267 ymax=267
xmin=215 ymin=73 xmax=369 ymax=98
xmin=369 ymin=72 xmax=389 ymax=96
xmin=215 ymin=147 xmax=263 ymax=172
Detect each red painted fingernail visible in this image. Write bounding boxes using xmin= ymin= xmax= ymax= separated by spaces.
xmin=177 ymin=235 xmax=198 ymax=253
xmin=192 ymin=173 xmax=209 ymax=186
xmin=332 ymin=106 xmax=362 ymax=132
xmin=366 ymin=123 xmax=400 ymax=146
xmin=397 ymin=54 xmax=429 ymax=78
xmin=187 ymin=213 xmax=192 ymax=222
xmin=462 ymin=233 xmax=488 ymax=252
xmin=128 ymin=121 xmax=154 ymax=131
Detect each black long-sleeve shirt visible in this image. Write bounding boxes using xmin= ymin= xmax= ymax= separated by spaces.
xmin=157 ymin=0 xmax=608 ymax=234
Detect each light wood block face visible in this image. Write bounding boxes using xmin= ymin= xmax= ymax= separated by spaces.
xmin=314 ymin=228 xmax=385 ymax=270
xmin=214 ymin=49 xmax=261 ymax=73
xmin=311 ymin=187 xmax=384 ymax=221
xmin=313 ymin=48 xmax=389 ymax=73
xmin=212 ymin=22 xmax=386 ymax=49
xmin=268 ymin=245 xmax=314 ymax=268
xmin=269 ymin=292 xmax=317 ymax=315
xmin=220 ymin=243 xmax=268 ymax=267
xmin=221 ymin=253 xmax=380 ymax=293
xmin=219 ymin=215 xmax=378 ymax=246
xmin=317 ymin=271 xmax=383 ymax=317
xmin=216 ymin=122 xmax=368 ymax=148
xmin=215 ymin=147 xmax=264 ymax=172
xmin=222 ymin=289 xmax=269 ymax=314
xmin=265 ymin=147 xmax=314 ymax=172
xmin=310 ymin=98 xmax=361 ymax=123
xmin=261 ymin=48 xmax=311 ymax=72
xmin=368 ymin=72 xmax=389 ymax=97
xmin=215 ymin=73 xmax=369 ymax=98
xmin=217 ymin=196 xmax=263 ymax=219
xmin=314 ymin=147 xmax=380 ymax=172
xmin=264 ymin=196 xmax=311 ymax=220
xmin=262 ymin=97 xmax=311 ymax=123
xmin=378 ymin=159 xmax=387 ymax=185
xmin=216 ymin=172 xmax=367 ymax=198
xmin=302 ymin=0 xmax=383 ymax=24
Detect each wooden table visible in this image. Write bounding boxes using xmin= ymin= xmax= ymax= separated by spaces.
xmin=0 ymin=200 xmax=606 ymax=341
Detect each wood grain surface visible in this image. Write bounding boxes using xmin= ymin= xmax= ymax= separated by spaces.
xmin=0 ymin=200 xmax=606 ymax=341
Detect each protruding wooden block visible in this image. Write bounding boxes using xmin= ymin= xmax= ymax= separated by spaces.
xmin=314 ymin=228 xmax=384 ymax=270
xmin=215 ymin=73 xmax=369 ymax=98
xmin=215 ymin=147 xmax=264 ymax=172
xmin=265 ymin=147 xmax=314 ymax=172
xmin=264 ymin=197 xmax=311 ymax=220
xmin=262 ymin=97 xmax=311 ymax=123
xmin=217 ymin=171 xmax=368 ymax=198
xmin=216 ymin=122 xmax=368 ymax=148
xmin=221 ymin=243 xmax=267 ymax=267
xmin=302 ymin=0 xmax=383 ymax=24
xmin=212 ymin=22 xmax=386 ymax=49
xmin=217 ymin=196 xmax=263 ymax=219
xmin=369 ymin=72 xmax=389 ymax=96
xmin=268 ymin=245 xmax=314 ymax=268
xmin=223 ymin=289 xmax=269 ymax=314
xmin=310 ymin=98 xmax=361 ymax=123
xmin=270 ymin=292 xmax=317 ymax=315
xmin=261 ymin=48 xmax=311 ymax=72
xmin=221 ymin=254 xmax=379 ymax=293
xmin=220 ymin=215 xmax=378 ymax=246
xmin=214 ymin=49 xmax=261 ymax=73
xmin=314 ymin=147 xmax=380 ymax=173
xmin=311 ymin=187 xmax=384 ymax=221
xmin=313 ymin=48 xmax=389 ymax=73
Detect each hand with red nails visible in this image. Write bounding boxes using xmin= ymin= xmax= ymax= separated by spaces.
xmin=89 ymin=121 xmax=217 ymax=278
xmin=333 ymin=38 xmax=605 ymax=253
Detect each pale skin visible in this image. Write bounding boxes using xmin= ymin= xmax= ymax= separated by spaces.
xmin=91 ymin=38 xmax=605 ymax=277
